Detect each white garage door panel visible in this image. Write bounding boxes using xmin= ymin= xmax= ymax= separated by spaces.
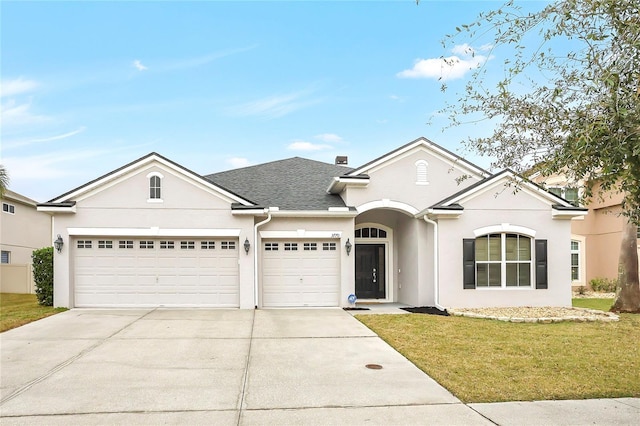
xmin=262 ymin=240 xmax=340 ymax=307
xmin=74 ymin=238 xmax=239 ymax=307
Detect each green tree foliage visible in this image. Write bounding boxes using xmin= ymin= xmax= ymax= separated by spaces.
xmin=32 ymin=247 xmax=54 ymax=306
xmin=441 ymin=0 xmax=640 ymax=312
xmin=0 ymin=165 xmax=9 ymax=197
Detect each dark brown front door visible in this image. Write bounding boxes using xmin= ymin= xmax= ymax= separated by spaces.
xmin=355 ymin=244 xmax=386 ymax=299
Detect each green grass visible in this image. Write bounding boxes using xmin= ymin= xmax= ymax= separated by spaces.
xmin=0 ymin=293 xmax=67 ymax=332
xmin=357 ymin=300 xmax=639 ymax=403
xmin=572 ymin=298 xmax=614 ymax=312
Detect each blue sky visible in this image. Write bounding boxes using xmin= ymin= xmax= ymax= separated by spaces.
xmin=1 ymin=1 xmax=546 ymax=202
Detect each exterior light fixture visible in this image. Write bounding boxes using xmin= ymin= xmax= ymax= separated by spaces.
xmin=244 ymin=237 xmax=251 ymax=254
xmin=345 ymin=238 xmax=352 ymax=256
xmin=54 ymin=234 xmax=64 ymax=253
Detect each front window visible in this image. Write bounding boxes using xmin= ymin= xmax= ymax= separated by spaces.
xmin=571 ymin=240 xmax=580 ymax=281
xmin=2 ymin=203 xmax=15 ymax=214
xmin=476 ymin=233 xmax=532 ymax=288
xmin=149 ymin=175 xmax=161 ymax=199
xmin=549 ymin=186 xmax=579 ymax=204
xmin=1 ymin=251 xmax=10 ymax=264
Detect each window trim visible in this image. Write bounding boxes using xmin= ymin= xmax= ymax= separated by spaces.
xmin=548 ymin=186 xmax=579 ymax=204
xmin=474 ymin=233 xmax=534 ymax=289
xmin=2 ymin=202 xmax=15 ymax=214
xmin=415 ymin=160 xmax=429 ymax=185
xmin=570 ymin=239 xmax=580 ymax=282
xmin=147 ymin=172 xmax=164 ymax=203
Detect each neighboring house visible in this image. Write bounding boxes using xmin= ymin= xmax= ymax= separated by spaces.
xmin=38 ymin=137 xmax=585 ymax=309
xmin=530 ymin=173 xmax=640 ymax=289
xmin=1 ymin=190 xmax=52 ymax=293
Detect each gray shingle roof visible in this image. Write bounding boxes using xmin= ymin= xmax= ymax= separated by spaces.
xmin=206 ymin=157 xmax=353 ymax=210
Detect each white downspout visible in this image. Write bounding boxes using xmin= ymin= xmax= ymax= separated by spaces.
xmin=423 ymin=216 xmax=445 ymax=311
xmin=253 ymin=210 xmax=272 ymax=309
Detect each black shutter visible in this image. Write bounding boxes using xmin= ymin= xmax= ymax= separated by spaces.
xmin=535 ymin=239 xmax=548 ymax=289
xmin=463 ymin=239 xmax=476 ymax=289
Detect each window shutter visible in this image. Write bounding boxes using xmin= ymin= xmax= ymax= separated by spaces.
xmin=535 ymin=239 xmax=548 ymax=289
xmin=463 ymin=239 xmax=476 ymax=289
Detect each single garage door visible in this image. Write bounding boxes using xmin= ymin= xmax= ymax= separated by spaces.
xmin=262 ymin=240 xmax=340 ymax=307
xmin=74 ymin=238 xmax=239 ymax=307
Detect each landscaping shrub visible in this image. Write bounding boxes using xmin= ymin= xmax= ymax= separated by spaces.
xmin=589 ymin=277 xmax=618 ymax=293
xmin=32 ymin=247 xmax=54 ymax=306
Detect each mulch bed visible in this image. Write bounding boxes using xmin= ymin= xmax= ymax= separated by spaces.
xmin=401 ymin=306 xmax=449 ymax=316
xmin=343 ymin=307 xmax=370 ymax=311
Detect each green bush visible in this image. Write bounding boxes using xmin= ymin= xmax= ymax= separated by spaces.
xmin=589 ymin=277 xmax=618 ymax=293
xmin=32 ymin=247 xmax=54 ymax=306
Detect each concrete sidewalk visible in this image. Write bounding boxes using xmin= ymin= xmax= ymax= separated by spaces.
xmin=1 ymin=308 xmax=638 ymax=425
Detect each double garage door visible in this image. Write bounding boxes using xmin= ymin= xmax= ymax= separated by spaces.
xmin=262 ymin=239 xmax=340 ymax=307
xmin=74 ymin=237 xmax=239 ymax=307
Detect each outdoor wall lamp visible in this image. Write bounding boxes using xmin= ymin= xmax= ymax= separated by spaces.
xmin=54 ymin=234 xmax=64 ymax=253
xmin=345 ymin=238 xmax=352 ymax=256
xmin=244 ymin=237 xmax=251 ymax=254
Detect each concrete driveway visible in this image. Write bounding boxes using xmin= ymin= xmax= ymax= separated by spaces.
xmin=1 ymin=308 xmax=488 ymax=425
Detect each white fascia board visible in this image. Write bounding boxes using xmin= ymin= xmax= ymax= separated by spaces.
xmin=232 ymin=208 xmax=269 ymax=216
xmin=327 ymin=177 xmax=369 ymax=194
xmin=552 ymin=209 xmax=589 ymax=220
xmin=269 ymin=209 xmax=358 ymax=218
xmin=347 ymin=140 xmax=424 ymax=176
xmin=67 ymin=227 xmax=242 ymax=237
xmin=51 ymin=155 xmax=159 ymax=202
xmin=449 ymin=172 xmax=573 ymax=208
xmin=37 ymin=205 xmax=77 ymax=213
xmin=348 ymin=139 xmax=487 ymax=179
xmin=259 ymin=230 xmax=342 ymax=239
xmin=425 ymin=208 xmax=463 ymax=219
xmin=52 ymin=154 xmax=253 ymax=206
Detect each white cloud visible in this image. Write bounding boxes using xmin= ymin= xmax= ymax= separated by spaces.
xmin=3 ymin=127 xmax=87 ymax=150
xmin=287 ymin=140 xmax=332 ymax=151
xmin=0 ymin=99 xmax=51 ymax=128
xmin=314 ymin=133 xmax=343 ymax=143
xmin=3 ymin=148 xmax=113 ymax=181
xmin=0 ymin=77 xmax=39 ymax=97
xmin=133 ymin=60 xmax=148 ymax=71
xmin=397 ymin=44 xmax=493 ymax=81
xmin=229 ymin=89 xmax=321 ymax=119
xmin=227 ymin=157 xmax=251 ymax=168
xmin=163 ymin=45 xmax=258 ymax=71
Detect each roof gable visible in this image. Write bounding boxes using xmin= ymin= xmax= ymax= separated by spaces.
xmin=346 ymin=137 xmax=489 ymax=179
xmin=1 ymin=189 xmax=39 ymax=207
xmin=431 ymin=169 xmax=585 ymax=209
xmin=48 ymin=152 xmax=254 ymax=206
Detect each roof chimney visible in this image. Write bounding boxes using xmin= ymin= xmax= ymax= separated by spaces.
xmin=335 ymin=156 xmax=348 ymax=165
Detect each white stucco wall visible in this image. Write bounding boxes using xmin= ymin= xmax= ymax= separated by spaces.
xmin=49 ymin=163 xmax=256 ymax=308
xmin=437 ymin=186 xmax=573 ymax=308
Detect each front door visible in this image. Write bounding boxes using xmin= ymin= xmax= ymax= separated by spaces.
xmin=355 ymin=244 xmax=386 ymax=299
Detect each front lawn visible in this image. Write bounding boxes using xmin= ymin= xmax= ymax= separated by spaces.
xmin=0 ymin=293 xmax=67 ymax=332
xmin=357 ymin=298 xmax=639 ymax=403
xmin=572 ymin=298 xmax=614 ymax=312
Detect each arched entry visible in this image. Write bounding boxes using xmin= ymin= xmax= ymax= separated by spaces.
xmin=354 ymin=223 xmax=393 ymax=300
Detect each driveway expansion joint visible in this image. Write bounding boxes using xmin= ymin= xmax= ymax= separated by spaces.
xmin=0 ymin=308 xmax=156 ymax=406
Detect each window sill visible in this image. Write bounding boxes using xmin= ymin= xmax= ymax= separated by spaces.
xmin=147 ymin=199 xmax=164 ymax=203
xmin=475 ymin=286 xmax=534 ymax=290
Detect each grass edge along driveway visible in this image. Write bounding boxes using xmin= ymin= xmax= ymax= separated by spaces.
xmin=0 ymin=293 xmax=67 ymax=333
xmin=357 ymin=299 xmax=640 ymax=403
